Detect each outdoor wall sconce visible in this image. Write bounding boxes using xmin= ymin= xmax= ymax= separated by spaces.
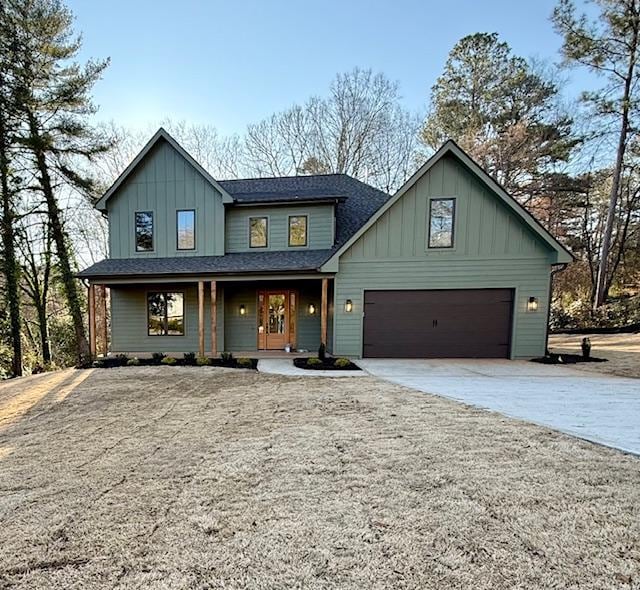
xmin=239 ymin=304 xmax=246 ymax=316
xmin=308 ymin=304 xmax=316 ymax=315
xmin=344 ymin=299 xmax=353 ymax=313
xmin=527 ymin=296 xmax=539 ymax=312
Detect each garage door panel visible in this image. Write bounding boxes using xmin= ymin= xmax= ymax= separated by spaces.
xmin=363 ymin=289 xmax=513 ymax=358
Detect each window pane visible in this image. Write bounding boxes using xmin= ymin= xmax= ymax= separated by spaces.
xmin=135 ymin=211 xmax=154 ymax=252
xmin=165 ymin=293 xmax=184 ymax=335
xmin=177 ymin=210 xmax=195 ymax=250
xmin=429 ymin=199 xmax=455 ymax=248
xmin=250 ymin=217 xmax=268 ymax=248
xmin=288 ymin=216 xmax=307 ymax=247
xmin=148 ymin=292 xmax=184 ymax=336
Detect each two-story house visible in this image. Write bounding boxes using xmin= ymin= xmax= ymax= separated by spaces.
xmin=78 ymin=128 xmax=572 ymax=359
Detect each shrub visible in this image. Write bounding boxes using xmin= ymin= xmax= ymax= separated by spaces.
xmin=115 ymin=354 xmax=129 ymax=367
xmin=92 ymin=359 xmax=105 ymax=368
xmin=161 ymin=356 xmax=177 ymax=365
xmin=550 ymin=294 xmax=640 ymax=331
xmin=196 ymin=356 xmax=210 ymax=366
xmin=48 ymin=316 xmax=77 ymax=368
xmin=183 ymin=352 xmax=197 ymax=365
xmin=127 ymin=357 xmax=140 ymax=366
xmin=220 ymin=351 xmax=234 ymax=366
xmin=318 ymin=343 xmax=326 ymax=361
xmin=0 ymin=343 xmax=12 ymax=379
xmin=237 ymin=357 xmax=253 ymax=369
xmin=306 ymin=357 xmax=322 ymax=367
xmin=151 ymin=352 xmax=166 ymax=364
xmin=335 ymin=357 xmax=352 ymax=368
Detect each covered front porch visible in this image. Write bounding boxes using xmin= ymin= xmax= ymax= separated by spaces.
xmin=87 ymin=276 xmax=334 ymax=358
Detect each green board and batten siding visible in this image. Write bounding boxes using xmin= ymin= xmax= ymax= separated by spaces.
xmin=110 ymin=284 xmax=225 ymax=354
xmin=332 ymin=154 xmax=556 ymax=359
xmin=108 ymin=139 xmax=226 ymax=258
xmin=225 ymin=205 xmax=335 ymax=252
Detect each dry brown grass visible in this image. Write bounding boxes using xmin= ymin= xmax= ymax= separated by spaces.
xmin=549 ymin=332 xmax=640 ymax=379
xmin=0 ymin=367 xmax=639 ymax=589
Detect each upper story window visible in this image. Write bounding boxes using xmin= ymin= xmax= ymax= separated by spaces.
xmin=288 ymin=215 xmax=308 ymax=247
xmin=250 ymin=216 xmax=268 ymax=248
xmin=177 ymin=209 xmax=195 ymax=250
xmin=147 ymin=292 xmax=184 ymax=336
xmin=135 ymin=211 xmax=154 ymax=252
xmin=428 ymin=198 xmax=455 ymax=248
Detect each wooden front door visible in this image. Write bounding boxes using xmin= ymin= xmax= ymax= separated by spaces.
xmin=258 ymin=291 xmax=296 ymax=350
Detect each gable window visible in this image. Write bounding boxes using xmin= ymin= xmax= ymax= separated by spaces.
xmin=177 ymin=209 xmax=196 ymax=250
xmin=148 ymin=292 xmax=184 ymax=336
xmin=135 ymin=211 xmax=154 ymax=252
xmin=288 ymin=215 xmax=308 ymax=247
xmin=428 ymin=198 xmax=455 ymax=248
xmin=250 ymin=216 xmax=268 ymax=248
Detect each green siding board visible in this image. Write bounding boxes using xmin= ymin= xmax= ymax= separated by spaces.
xmin=107 ymin=139 xmax=225 ymax=258
xmin=223 ymin=285 xmax=257 ymax=351
xmin=333 ymin=154 xmax=555 ymax=359
xmin=225 ymin=204 xmax=334 ymax=252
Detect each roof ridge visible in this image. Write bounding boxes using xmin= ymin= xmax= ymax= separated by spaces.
xmin=219 ymin=172 xmax=350 ymax=183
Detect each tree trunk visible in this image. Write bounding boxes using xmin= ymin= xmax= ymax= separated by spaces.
xmin=27 ymin=114 xmax=91 ymax=365
xmin=594 ymin=21 xmax=639 ymax=309
xmin=0 ymin=97 xmax=22 ymax=377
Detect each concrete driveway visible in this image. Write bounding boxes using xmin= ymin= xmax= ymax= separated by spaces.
xmin=358 ymin=359 xmax=640 ymax=455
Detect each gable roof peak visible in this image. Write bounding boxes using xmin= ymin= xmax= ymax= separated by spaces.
xmin=320 ymin=138 xmax=573 ymax=268
xmin=94 ymin=127 xmax=233 ymax=212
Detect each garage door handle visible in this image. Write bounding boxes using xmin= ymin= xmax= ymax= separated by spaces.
xmin=432 ymin=319 xmax=438 ymax=328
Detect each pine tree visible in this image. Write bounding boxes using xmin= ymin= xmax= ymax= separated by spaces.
xmin=7 ymin=0 xmax=110 ymax=365
xmin=422 ymin=33 xmax=578 ymax=204
xmin=553 ymin=0 xmax=640 ymax=308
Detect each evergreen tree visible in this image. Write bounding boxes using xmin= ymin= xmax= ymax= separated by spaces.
xmin=6 ymin=0 xmax=110 ymax=365
xmin=422 ymin=33 xmax=578 ymax=204
xmin=553 ymin=0 xmax=640 ymax=308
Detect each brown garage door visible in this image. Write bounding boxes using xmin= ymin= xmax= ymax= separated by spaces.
xmin=363 ymin=289 xmax=513 ymax=358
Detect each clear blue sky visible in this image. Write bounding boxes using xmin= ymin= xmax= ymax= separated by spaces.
xmin=67 ymin=0 xmax=596 ymax=136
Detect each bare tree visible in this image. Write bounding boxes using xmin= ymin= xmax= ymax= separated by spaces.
xmin=243 ymin=68 xmax=420 ymax=192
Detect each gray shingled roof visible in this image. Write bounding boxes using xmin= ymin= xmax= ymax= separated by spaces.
xmin=78 ymin=174 xmax=390 ymax=279
xmin=77 ymin=250 xmax=335 ymax=279
xmin=220 ymin=174 xmax=390 ymax=248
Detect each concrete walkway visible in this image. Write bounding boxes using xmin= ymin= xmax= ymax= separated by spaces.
xmin=358 ymin=359 xmax=640 ymax=455
xmin=257 ymin=358 xmax=364 ymax=378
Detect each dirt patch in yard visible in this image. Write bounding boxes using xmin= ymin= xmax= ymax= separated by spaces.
xmin=549 ymin=332 xmax=640 ymax=379
xmin=0 ymin=367 xmax=639 ymax=589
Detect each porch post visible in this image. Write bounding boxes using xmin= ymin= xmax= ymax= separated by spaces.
xmin=198 ymin=281 xmax=205 ymax=358
xmin=88 ymin=283 xmax=96 ymax=358
xmin=210 ymin=280 xmax=217 ymax=356
xmin=321 ymin=278 xmax=328 ymax=347
xmin=98 ymin=285 xmax=108 ymax=356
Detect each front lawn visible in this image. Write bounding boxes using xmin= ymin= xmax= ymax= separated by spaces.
xmin=0 ymin=367 xmax=638 ymax=588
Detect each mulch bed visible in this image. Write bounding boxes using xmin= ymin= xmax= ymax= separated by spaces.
xmin=92 ymin=356 xmax=258 ymax=370
xmin=532 ymin=353 xmax=608 ymax=365
xmin=293 ymin=357 xmax=361 ymax=371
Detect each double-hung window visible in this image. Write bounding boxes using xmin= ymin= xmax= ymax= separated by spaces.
xmin=135 ymin=211 xmax=154 ymax=252
xmin=428 ymin=198 xmax=455 ymax=248
xmin=288 ymin=215 xmax=308 ymax=247
xmin=177 ymin=209 xmax=196 ymax=250
xmin=250 ymin=217 xmax=268 ymax=248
